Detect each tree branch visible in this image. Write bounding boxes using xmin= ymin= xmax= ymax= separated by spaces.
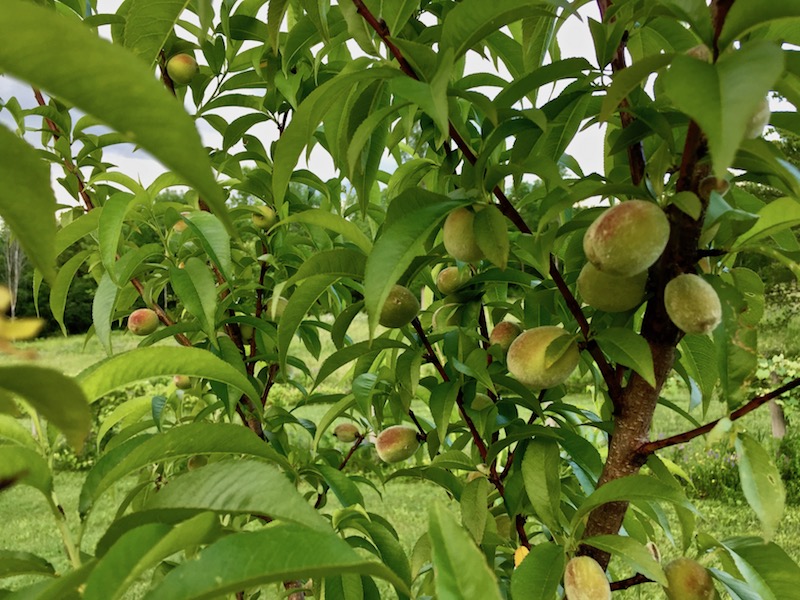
xmin=610 ymin=573 xmax=653 ymax=591
xmin=640 ymin=376 xmax=800 ymax=455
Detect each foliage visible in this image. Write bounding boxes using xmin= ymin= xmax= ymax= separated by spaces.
xmin=1 ymin=0 xmax=800 ymax=598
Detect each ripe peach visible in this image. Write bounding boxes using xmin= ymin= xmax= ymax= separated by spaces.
xmin=577 ymin=263 xmax=647 ymax=312
xmin=564 ymin=556 xmax=611 ymax=600
xmin=489 ymin=321 xmax=522 ymax=352
xmin=166 ymin=53 xmax=198 ymax=85
xmin=127 ymin=308 xmax=159 ymax=336
xmin=664 ymin=274 xmax=721 ymax=334
xmin=379 ymin=285 xmax=419 ymax=328
xmin=583 ymin=200 xmax=670 ymax=277
xmin=333 ymin=423 xmax=359 ymax=443
xmin=443 ymin=207 xmax=484 ymax=263
xmin=663 ymin=558 xmax=715 ymax=600
xmin=375 ymin=425 xmax=420 ymax=463
xmin=506 ymin=326 xmax=580 ymax=389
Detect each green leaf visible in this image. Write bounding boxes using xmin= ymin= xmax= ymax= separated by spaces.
xmin=145 ymin=460 xmax=328 ymax=530
xmin=0 ymin=414 xmax=39 ymax=451
xmin=720 ymin=1 xmax=800 ymax=48
xmin=272 ymin=66 xmax=399 ymax=206
xmin=49 ymin=250 xmax=90 ymax=336
xmin=510 ymin=543 xmax=564 ymax=600
xmin=169 ymin=258 xmax=218 ymax=340
xmin=316 ymin=465 xmax=364 ymax=508
xmin=91 ymin=271 xmax=119 ymax=357
xmin=267 ymin=0 xmax=290 ymax=52
xmin=572 ymin=474 xmax=695 ymax=526
xmin=428 ymin=503 xmax=503 ymax=600
xmin=83 ymin=513 xmax=220 ymax=600
xmin=663 ymin=42 xmax=785 ymax=178
xmin=278 ymin=275 xmax=338 ymax=371
xmin=522 ymin=438 xmax=561 ymax=531
xmin=124 ymin=0 xmax=191 ymax=64
xmin=460 ymin=477 xmax=489 ymax=544
xmin=277 ymin=209 xmax=373 ymax=255
xmin=721 ymin=537 xmax=800 ymax=600
xmin=594 ymin=327 xmax=656 ymax=387
xmin=182 ymin=212 xmax=233 ymax=281
xmin=364 ymin=192 xmax=466 ymax=335
xmin=288 ymin=248 xmax=368 ymax=287
xmin=358 ymin=520 xmax=412 ymax=598
xmin=0 ymin=126 xmax=57 ymax=283
xmin=315 ymin=339 xmax=408 ymax=387
xmin=77 ymin=346 xmax=260 ymax=405
xmin=0 ymin=550 xmax=55 ymax=579
xmin=733 ymin=197 xmax=800 ymax=250
xmin=98 ymin=193 xmax=133 ymax=282
xmin=582 ymin=535 xmax=666 ymax=585
xmin=80 ymin=423 xmax=290 ymax=516
xmin=0 ymin=445 xmax=52 ymax=497
xmin=144 ymin=524 xmax=409 ymax=599
xmin=678 ymin=335 xmax=719 ymax=405
xmin=735 ymin=433 xmax=785 ymax=541
xmin=0 ymin=366 xmax=90 ymax=450
xmin=600 ymin=53 xmax=675 ymax=122
xmin=0 ymin=0 xmax=229 ymax=231
xmin=474 ymin=204 xmax=510 ymax=270
xmin=442 ymin=0 xmax=558 ymax=59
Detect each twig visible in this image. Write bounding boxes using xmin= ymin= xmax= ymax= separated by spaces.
xmin=610 ymin=573 xmax=653 ymax=591
xmin=338 ymin=433 xmax=365 ymax=470
xmin=639 ymin=376 xmax=800 ymax=456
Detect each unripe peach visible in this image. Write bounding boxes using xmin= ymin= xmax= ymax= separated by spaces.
xmin=172 ymin=212 xmax=192 ymax=233
xmin=265 ymin=296 xmax=289 ymax=321
xmin=489 ymin=321 xmax=522 ymax=352
xmin=698 ymin=176 xmax=730 ymax=200
xmin=443 ymin=207 xmax=484 ymax=263
xmin=333 ymin=423 xmax=359 ymax=443
xmin=127 ymin=308 xmax=159 ymax=336
xmin=686 ymin=44 xmax=712 ymax=62
xmin=577 ymin=263 xmax=647 ymax=312
xmin=375 ymin=425 xmax=420 ymax=463
xmin=564 ymin=556 xmax=611 ymax=600
xmin=166 ymin=53 xmax=198 ymax=85
xmin=173 ymin=375 xmax=192 ymax=389
xmin=379 ymin=285 xmax=419 ymax=328
xmin=663 ymin=558 xmax=715 ymax=600
xmin=470 ymin=393 xmax=493 ymax=410
xmin=466 ymin=471 xmax=485 ymax=483
xmin=664 ymin=274 xmax=721 ymax=334
xmin=187 ymin=455 xmax=208 ymax=470
xmin=436 ymin=266 xmax=471 ymax=296
xmin=240 ymin=324 xmax=254 ymax=343
xmin=745 ymin=96 xmax=770 ymax=140
xmin=507 ymin=327 xmax=580 ymax=389
xmin=252 ymin=205 xmax=278 ymax=230
xmin=583 ymin=200 xmax=670 ymax=277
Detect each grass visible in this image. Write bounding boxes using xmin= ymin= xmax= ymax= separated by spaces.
xmin=1 ymin=327 xmax=799 ymax=597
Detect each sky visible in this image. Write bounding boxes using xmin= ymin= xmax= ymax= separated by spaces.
xmin=0 ymin=1 xmax=606 ymax=207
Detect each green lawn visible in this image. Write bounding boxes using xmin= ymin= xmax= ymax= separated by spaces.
xmin=1 ymin=329 xmax=798 ymax=597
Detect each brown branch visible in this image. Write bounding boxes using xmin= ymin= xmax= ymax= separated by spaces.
xmin=412 ymin=318 xmax=448 ymax=380
xmin=515 ymin=514 xmax=530 ymax=549
xmin=159 ymin=50 xmax=177 ymax=96
xmin=640 ymin=376 xmax=800 ymax=456
xmin=338 ymin=433 xmax=365 ymax=470
xmin=610 ymin=573 xmax=653 ymax=591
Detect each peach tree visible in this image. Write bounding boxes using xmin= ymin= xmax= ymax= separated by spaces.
xmin=1 ymin=0 xmax=800 ymax=598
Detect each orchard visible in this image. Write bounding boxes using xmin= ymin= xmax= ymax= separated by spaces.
xmin=1 ymin=0 xmax=800 ymax=598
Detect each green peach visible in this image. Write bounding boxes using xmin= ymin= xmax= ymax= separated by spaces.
xmin=375 ymin=425 xmax=420 ymax=463
xmin=506 ymin=326 xmax=580 ymax=389
xmin=333 ymin=423 xmax=360 ymax=443
xmin=379 ymin=285 xmax=420 ymax=328
xmin=577 ymin=263 xmax=647 ymax=312
xmin=564 ymin=556 xmax=611 ymax=600
xmin=664 ymin=274 xmax=721 ymax=334
xmin=265 ymin=296 xmax=289 ymax=321
xmin=166 ymin=53 xmax=198 ymax=85
xmin=436 ymin=266 xmax=471 ymax=296
xmin=252 ymin=205 xmax=278 ymax=230
xmin=663 ymin=558 xmax=715 ymax=600
xmin=583 ymin=200 xmax=670 ymax=277
xmin=443 ymin=207 xmax=484 ymax=263
xmin=173 ymin=375 xmax=192 ymax=389
xmin=489 ymin=321 xmax=522 ymax=352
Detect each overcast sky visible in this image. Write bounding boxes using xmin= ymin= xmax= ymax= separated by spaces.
xmin=0 ymin=1 xmax=605 ymax=207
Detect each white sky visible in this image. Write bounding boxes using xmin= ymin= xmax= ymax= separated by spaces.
xmin=0 ymin=1 xmax=605 ymax=206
